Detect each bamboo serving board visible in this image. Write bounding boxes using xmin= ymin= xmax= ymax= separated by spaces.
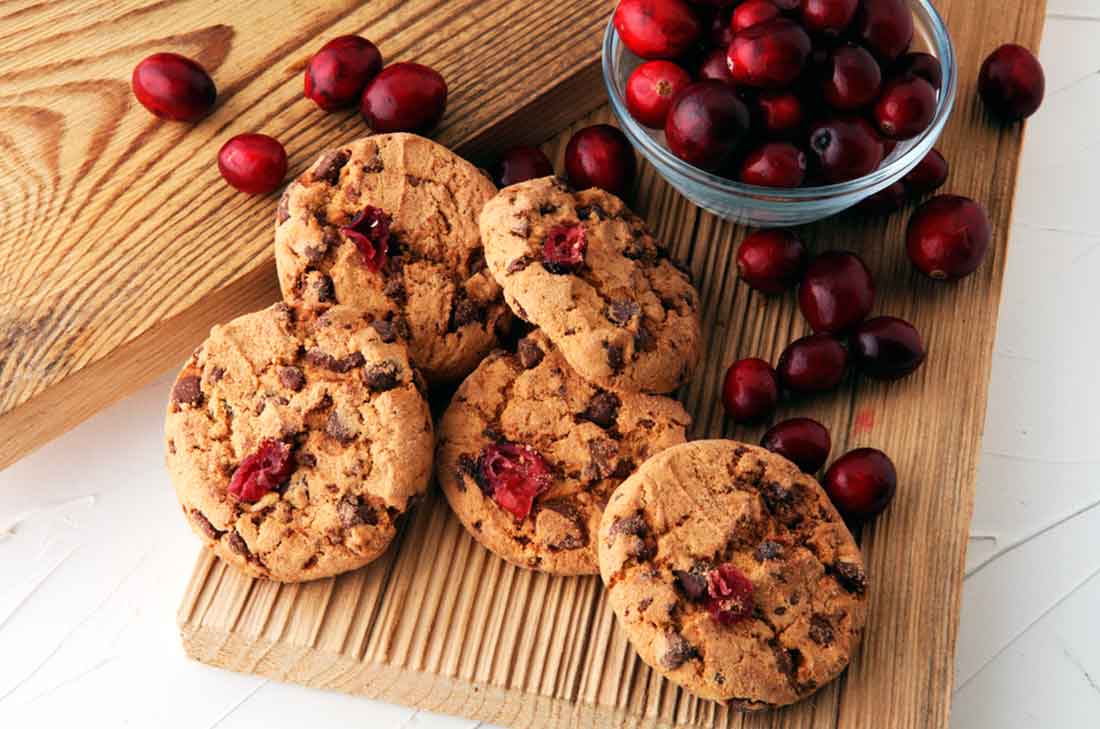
xmin=175 ymin=2 xmax=1048 ymax=728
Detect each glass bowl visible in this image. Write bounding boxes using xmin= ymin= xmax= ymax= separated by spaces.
xmin=602 ymin=0 xmax=957 ymax=227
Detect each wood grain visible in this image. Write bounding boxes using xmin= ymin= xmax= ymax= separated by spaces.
xmin=0 ymin=0 xmax=612 ymax=470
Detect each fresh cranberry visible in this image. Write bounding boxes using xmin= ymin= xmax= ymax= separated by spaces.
xmin=495 ymin=145 xmax=554 ymax=187
xmin=478 ymin=443 xmax=553 ymax=520
xmin=979 ymin=44 xmax=1045 ymax=121
xmin=808 ymin=116 xmax=885 ymax=183
xmin=626 ymin=60 xmax=694 ymax=128
xmin=902 ymin=148 xmax=948 ymax=195
xmin=304 ymin=36 xmax=382 ymax=111
xmin=906 ymin=195 xmax=991 ymax=280
xmin=131 ymin=53 xmax=216 ymax=122
xmin=228 ymin=439 xmax=294 ymax=502
xmin=754 ymin=91 xmax=804 ymax=138
xmin=874 ymin=75 xmax=937 ymax=140
xmin=851 ymin=316 xmax=926 ymax=380
xmin=217 ymin=134 xmax=287 ymax=195
xmin=614 ymin=0 xmax=702 ymax=59
xmin=564 ymin=124 xmax=636 ymax=196
xmin=822 ymin=44 xmax=881 ymax=110
xmin=361 ymin=62 xmax=447 ymax=133
xmin=706 ymin=564 xmax=754 ymax=624
xmin=761 ymin=418 xmax=831 ymax=473
xmin=854 ymin=0 xmax=913 ymax=61
xmin=699 ymin=48 xmax=737 ymax=85
xmin=542 ymin=223 xmax=587 ymax=274
xmin=737 ymin=229 xmax=806 ymax=293
xmin=857 ymin=181 xmax=906 ymax=214
xmin=731 ymin=0 xmax=781 ymax=33
xmin=800 ymin=0 xmax=858 ymax=36
xmin=740 ymin=142 xmax=807 ymax=187
xmin=665 ymin=81 xmax=751 ymax=171
xmin=342 ymin=206 xmax=392 ymax=272
xmin=823 ymin=448 xmax=896 ymax=521
xmin=777 ymin=334 xmax=848 ymax=394
xmin=728 ymin=19 xmax=812 ymax=89
xmin=705 ymin=8 xmax=736 ymax=47
xmin=895 ymin=51 xmax=942 ymax=90
xmin=722 ymin=358 xmax=780 ymax=423
xmin=799 ymin=250 xmax=875 ymax=333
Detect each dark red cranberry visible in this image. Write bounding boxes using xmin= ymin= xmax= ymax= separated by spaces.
xmin=495 ymin=145 xmax=554 ymax=187
xmin=895 ymin=51 xmax=943 ymax=90
xmin=823 ymin=448 xmax=897 ymax=521
xmin=361 ymin=62 xmax=447 ymax=133
xmin=722 ymin=358 xmax=780 ymax=423
xmin=731 ymin=0 xmax=781 ymax=33
xmin=740 ymin=142 xmax=807 ymax=187
xmin=854 ymin=0 xmax=913 ymax=61
xmin=881 ymin=137 xmax=897 ymax=157
xmin=800 ymin=0 xmax=858 ymax=36
xmin=217 ymin=134 xmax=287 ymax=195
xmin=706 ymin=564 xmax=754 ymax=624
xmin=822 ymin=44 xmax=882 ymax=111
xmin=478 ymin=443 xmax=553 ymax=520
xmin=857 ymin=181 xmax=906 ymax=214
xmin=727 ymin=19 xmax=812 ymax=89
xmin=626 ymin=60 xmax=694 ymax=128
xmin=304 ymin=36 xmax=382 ymax=111
xmin=705 ymin=8 xmax=736 ymax=48
xmin=808 ymin=116 xmax=885 ymax=183
xmin=229 ymin=439 xmax=294 ymax=502
xmin=342 ymin=206 xmax=392 ymax=272
xmin=699 ymin=48 xmax=737 ymax=85
xmin=906 ymin=195 xmax=991 ymax=280
xmin=737 ymin=229 xmax=806 ymax=294
xmin=564 ymin=124 xmax=637 ymax=196
xmin=131 ymin=53 xmax=216 ymax=122
xmin=799 ymin=250 xmax=875 ymax=333
xmin=665 ymin=81 xmax=751 ymax=171
xmin=851 ymin=316 xmax=926 ymax=380
xmin=614 ymin=0 xmax=702 ymax=59
xmin=902 ymin=148 xmax=948 ymax=195
xmin=542 ymin=223 xmax=587 ymax=274
xmin=979 ymin=44 xmax=1045 ymax=121
xmin=874 ymin=75 xmax=937 ymax=140
xmin=754 ymin=91 xmax=804 ymax=138
xmin=777 ymin=334 xmax=848 ymax=394
xmin=761 ymin=418 xmax=831 ymax=473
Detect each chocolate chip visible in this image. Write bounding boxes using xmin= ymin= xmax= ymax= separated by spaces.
xmin=371 ymin=318 xmax=397 ymax=343
xmin=659 ymin=632 xmax=698 ymax=669
xmin=322 ymin=226 xmax=340 ymax=250
xmin=587 ymin=439 xmax=617 ymax=480
xmin=538 ymin=203 xmax=558 ymax=215
xmin=833 ymin=561 xmax=867 ymax=595
xmin=209 ymin=367 xmax=225 ymax=384
xmin=634 ymin=324 xmax=656 ymax=353
xmin=296 ymin=452 xmax=317 ymax=468
xmin=607 ymin=513 xmax=647 ymax=539
xmin=576 ymin=204 xmax=608 ymax=221
xmin=190 ymin=510 xmax=224 ymax=540
xmin=305 ymin=349 xmax=364 ymax=373
xmin=638 ymin=596 xmax=653 ymax=613
xmin=364 ymin=155 xmax=384 ymax=173
xmin=506 ymin=256 xmax=531 ymax=274
xmin=674 ymin=569 xmax=709 ymax=602
xmin=325 ymin=411 xmax=356 ymax=444
xmin=338 ymin=496 xmax=379 ymax=527
xmin=227 ymin=531 xmax=251 ymax=558
xmin=611 ymin=458 xmax=635 ymax=479
xmin=276 ymin=191 xmax=290 ymax=224
xmin=383 ymin=278 xmax=406 ymax=304
xmin=313 ymin=274 xmax=335 ymax=303
xmin=405 ymin=174 xmax=421 ymax=187
xmin=607 ymin=300 xmax=639 ymax=326
xmin=516 ymin=337 xmax=544 ymax=369
xmin=754 ymin=540 xmax=785 ymax=561
xmin=581 ymin=391 xmax=620 ymax=429
xmin=172 ymin=375 xmax=203 ymax=407
xmin=449 ymin=293 xmax=484 ymax=331
xmin=809 ymin=614 xmax=835 ymax=645
xmin=313 ymin=149 xmax=349 ymax=185
xmin=761 ymin=482 xmax=799 ymax=518
xmin=605 ymin=343 xmax=625 ymax=373
xmin=363 ymin=360 xmax=400 ymax=392
xmin=304 ymin=246 xmax=325 ymax=264
xmin=279 ymin=366 xmax=305 ymax=392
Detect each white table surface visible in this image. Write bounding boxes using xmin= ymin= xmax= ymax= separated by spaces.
xmin=2 ymin=5 xmax=1098 ymax=728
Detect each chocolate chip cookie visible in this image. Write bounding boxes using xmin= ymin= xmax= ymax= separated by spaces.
xmin=479 ymin=176 xmax=701 ymax=394
xmin=164 ymin=303 xmax=434 ymax=582
xmin=436 ymin=330 xmax=691 ymax=575
xmin=598 ymin=440 xmax=868 ymax=708
xmin=275 ymin=133 xmax=510 ymax=384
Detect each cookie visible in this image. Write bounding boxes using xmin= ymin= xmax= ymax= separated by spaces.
xmin=164 ymin=303 xmax=434 ymax=582
xmin=436 ymin=330 xmax=691 ymax=575
xmin=274 ymin=133 xmax=510 ymax=384
xmin=479 ymin=176 xmax=701 ymax=394
xmin=598 ymin=440 xmax=868 ymax=708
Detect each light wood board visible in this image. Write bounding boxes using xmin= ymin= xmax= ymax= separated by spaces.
xmin=178 ymin=1 xmax=1047 ymax=727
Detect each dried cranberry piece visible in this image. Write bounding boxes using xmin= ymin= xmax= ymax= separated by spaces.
xmin=478 ymin=443 xmax=553 ymax=520
xmin=228 ymin=439 xmax=294 ymax=502
xmin=706 ymin=563 xmax=754 ymax=625
xmin=342 ymin=206 xmax=392 ymax=272
xmin=542 ymin=224 xmax=587 ymax=274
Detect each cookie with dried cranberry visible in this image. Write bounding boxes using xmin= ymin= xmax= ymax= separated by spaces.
xmin=436 ymin=330 xmax=690 ymax=575
xmin=164 ymin=303 xmax=434 ymax=583
xmin=479 ymin=176 xmax=700 ymax=394
xmin=274 ymin=133 xmax=510 ymax=384
xmin=598 ymin=440 xmax=868 ymax=708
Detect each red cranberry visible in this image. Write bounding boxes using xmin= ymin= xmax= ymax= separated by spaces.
xmin=626 ymin=60 xmax=694 ymax=128
xmin=705 ymin=8 xmax=736 ymax=48
xmin=737 ymin=229 xmax=806 ymax=293
xmin=727 ymin=18 xmax=812 ymax=89
xmin=979 ymin=44 xmax=1045 ymax=121
xmin=217 ymin=134 xmax=287 ymax=195
xmin=854 ymin=0 xmax=913 ymax=61
xmin=614 ymin=0 xmax=702 ymax=59
xmin=542 ymin=223 xmax=588 ymax=274
xmin=851 ymin=316 xmax=926 ymax=380
xmin=902 ymin=148 xmax=948 ymax=196
xmin=564 ymin=124 xmax=637 ymax=196
xmin=495 ymin=145 xmax=554 ymax=187
xmin=699 ymin=48 xmax=737 ymax=85
xmin=229 ymin=439 xmax=294 ymax=502
xmin=131 ymin=53 xmax=216 ymax=122
xmin=665 ymin=81 xmax=751 ymax=171
xmin=478 ymin=443 xmax=553 ymax=520
xmin=739 ymin=142 xmax=807 ymax=187
xmin=808 ymin=116 xmax=884 ymax=183
xmin=857 ymin=181 xmax=906 ymax=214
xmin=822 ymin=44 xmax=882 ymax=111
xmin=874 ymin=75 xmax=937 ymax=140
xmin=761 ymin=418 xmax=831 ymax=473
xmin=799 ymin=250 xmax=875 ymax=333
xmin=361 ymin=62 xmax=447 ymax=133
xmin=754 ymin=91 xmax=804 ymax=138
xmin=731 ymin=0 xmax=781 ymax=33
xmin=342 ymin=206 xmax=392 ymax=272
xmin=706 ymin=564 xmax=755 ymax=624
xmin=777 ymin=334 xmax=848 ymax=394
xmin=906 ymin=195 xmax=991 ymax=280
xmin=304 ymin=36 xmax=382 ymax=111
xmin=722 ymin=358 xmax=780 ymax=423
xmin=823 ymin=448 xmax=897 ymax=521
xmin=895 ymin=51 xmax=943 ymax=90
xmin=800 ymin=0 xmax=858 ymax=36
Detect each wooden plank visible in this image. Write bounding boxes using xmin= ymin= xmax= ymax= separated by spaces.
xmin=0 ymin=0 xmax=612 ymax=470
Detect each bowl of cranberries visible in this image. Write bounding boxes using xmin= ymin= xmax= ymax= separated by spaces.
xmin=603 ymin=0 xmax=957 ymax=226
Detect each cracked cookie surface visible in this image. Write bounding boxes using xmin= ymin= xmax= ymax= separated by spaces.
xmin=274 ymin=133 xmax=509 ymax=384
xmin=598 ymin=440 xmax=868 ymax=707
xmin=164 ymin=303 xmax=434 ymax=583
xmin=479 ymin=177 xmax=701 ymax=394
xmin=437 ymin=330 xmax=691 ymax=575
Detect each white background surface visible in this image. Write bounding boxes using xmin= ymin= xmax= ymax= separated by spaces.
xmin=2 ymin=4 xmax=1098 ymax=727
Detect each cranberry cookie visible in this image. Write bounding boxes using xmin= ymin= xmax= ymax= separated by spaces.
xmin=165 ymin=303 xmax=434 ymax=582
xmin=598 ymin=440 xmax=868 ymax=708
xmin=436 ymin=330 xmax=690 ymax=575
xmin=275 ymin=133 xmax=510 ymax=384
xmin=479 ymin=177 xmax=701 ymax=394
